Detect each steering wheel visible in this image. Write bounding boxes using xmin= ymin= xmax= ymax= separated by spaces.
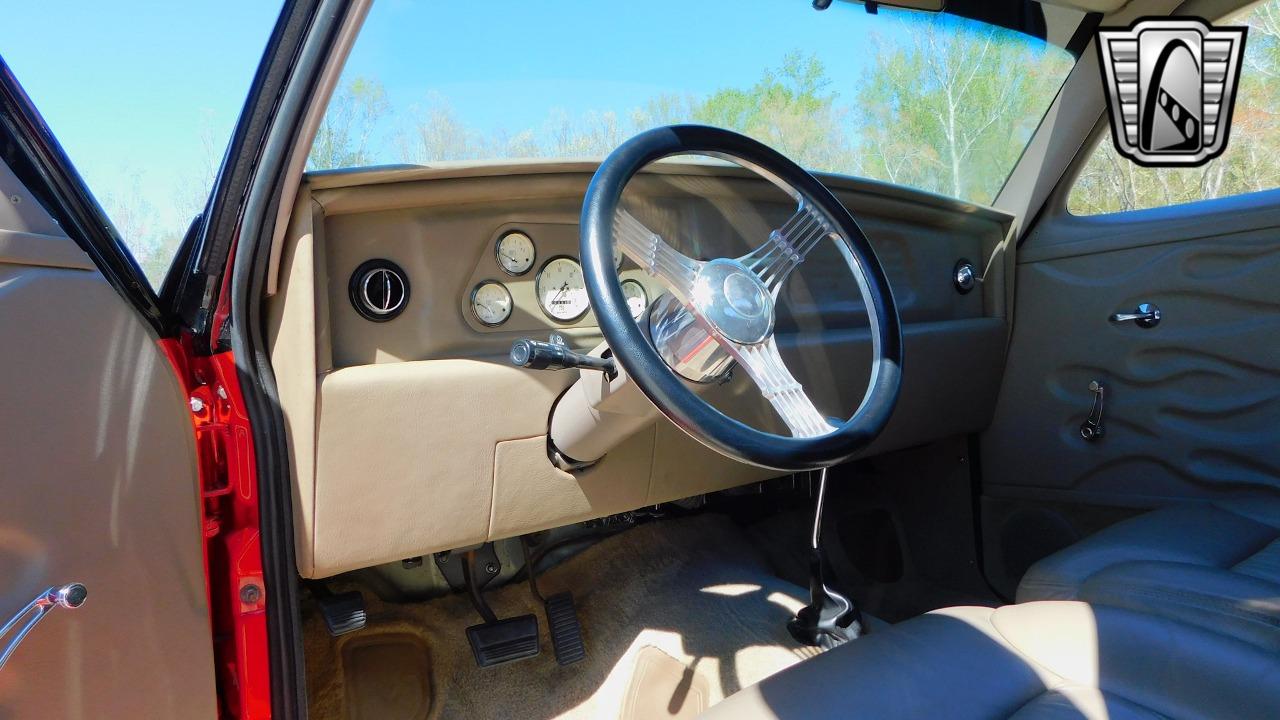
xmin=581 ymin=125 xmax=902 ymax=471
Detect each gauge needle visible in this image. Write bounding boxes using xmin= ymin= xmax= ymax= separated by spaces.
xmin=551 ymin=282 xmax=569 ymax=305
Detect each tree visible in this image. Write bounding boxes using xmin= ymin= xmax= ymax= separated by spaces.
xmin=308 ymin=76 xmax=390 ymax=170
xmin=855 ymin=15 xmax=1073 ymax=203
xmin=691 ymin=52 xmax=857 ymax=173
xmin=396 ymin=93 xmax=487 ymax=162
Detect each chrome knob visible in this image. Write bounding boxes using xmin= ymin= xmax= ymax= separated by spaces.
xmin=48 ymin=583 xmax=88 ymax=609
xmin=1 ymin=582 xmax=87 ymax=671
xmin=953 ymin=260 xmax=976 ymax=294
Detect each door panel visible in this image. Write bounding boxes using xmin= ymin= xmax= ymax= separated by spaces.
xmin=981 ymin=189 xmax=1280 ymax=595
xmin=0 ymin=161 xmax=217 ymax=716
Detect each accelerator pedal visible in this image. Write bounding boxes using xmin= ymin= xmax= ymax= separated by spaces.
xmin=520 ymin=535 xmax=586 ymax=666
xmin=544 ymin=591 xmax=586 ymax=665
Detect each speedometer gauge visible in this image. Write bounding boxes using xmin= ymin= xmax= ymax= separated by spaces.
xmin=536 ymin=256 xmax=589 ymax=322
xmin=621 ymin=279 xmax=648 ymax=320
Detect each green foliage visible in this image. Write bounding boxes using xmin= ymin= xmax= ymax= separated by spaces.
xmin=308 ymin=76 xmax=390 ymax=170
xmin=312 ymin=21 xmax=1077 ymax=207
xmin=855 ymin=18 xmax=1073 ymax=202
xmin=692 ymin=52 xmax=857 ymax=173
xmin=160 ymin=1 xmax=1280 ymax=288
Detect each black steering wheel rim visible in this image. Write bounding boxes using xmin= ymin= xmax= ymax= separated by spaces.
xmin=581 ymin=125 xmax=902 ymax=471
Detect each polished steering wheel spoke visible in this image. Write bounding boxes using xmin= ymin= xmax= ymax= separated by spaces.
xmin=723 ymin=336 xmax=835 ymax=438
xmin=739 ymin=202 xmax=835 ymax=294
xmin=613 ymin=209 xmax=701 ymax=301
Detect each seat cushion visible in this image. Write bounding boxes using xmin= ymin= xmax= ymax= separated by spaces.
xmin=700 ymin=601 xmax=1280 ymax=719
xmin=1016 ymin=498 xmax=1280 ymax=649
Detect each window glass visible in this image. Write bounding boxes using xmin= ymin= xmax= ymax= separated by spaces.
xmin=311 ymin=1 xmax=1079 ymax=206
xmin=0 ymin=2 xmax=283 ymax=285
xmin=1070 ymin=1 xmax=1280 ymax=215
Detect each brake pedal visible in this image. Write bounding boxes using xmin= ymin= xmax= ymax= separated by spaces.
xmin=467 ymin=614 xmax=541 ymax=667
xmin=316 ymin=590 xmax=366 ymax=637
xmin=544 ymin=591 xmax=586 ymax=665
xmin=460 ymin=549 xmax=540 ymax=667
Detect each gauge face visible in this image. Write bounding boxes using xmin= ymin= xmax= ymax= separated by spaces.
xmin=495 ymin=231 xmax=535 ymax=276
xmin=536 ymin=256 xmax=590 ymax=322
xmin=471 ymin=281 xmax=513 ymax=326
xmin=621 ymin=279 xmax=648 ymax=321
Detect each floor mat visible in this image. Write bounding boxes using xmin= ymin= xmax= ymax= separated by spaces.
xmin=304 ymin=514 xmax=823 ymax=720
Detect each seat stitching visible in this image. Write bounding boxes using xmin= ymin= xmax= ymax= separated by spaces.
xmin=1008 ymin=686 xmax=1174 ymax=720
xmin=1221 ymin=522 xmax=1280 ymax=568
xmin=1089 ymin=584 xmax=1280 ymax=629
xmin=987 ymin=612 xmax=1178 ymax=719
xmin=1004 ymin=687 xmax=1057 ymax=719
xmin=984 ymin=612 xmax=1070 ymax=688
xmin=1232 ymin=538 xmax=1280 ymax=581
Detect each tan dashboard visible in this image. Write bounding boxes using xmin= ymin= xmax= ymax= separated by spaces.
xmin=268 ymin=161 xmax=1013 ymax=578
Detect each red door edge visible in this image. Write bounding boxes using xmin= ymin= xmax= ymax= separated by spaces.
xmin=158 ymin=336 xmax=271 ymax=720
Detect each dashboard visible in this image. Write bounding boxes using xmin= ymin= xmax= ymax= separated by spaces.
xmin=268 ymin=161 xmax=1014 ymax=578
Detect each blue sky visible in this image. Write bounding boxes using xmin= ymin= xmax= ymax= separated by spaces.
xmin=342 ymin=0 xmax=890 ymax=141
xmin=0 ymin=2 xmax=898 ymax=216
xmin=0 ymin=1 xmax=1008 ymax=276
xmin=0 ymin=2 xmax=282 ymax=236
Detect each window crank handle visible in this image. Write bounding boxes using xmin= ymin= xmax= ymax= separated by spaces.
xmin=1080 ymin=381 xmax=1105 ymax=441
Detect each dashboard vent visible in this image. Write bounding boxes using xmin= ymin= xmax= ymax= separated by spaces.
xmin=349 ymin=259 xmax=409 ymax=322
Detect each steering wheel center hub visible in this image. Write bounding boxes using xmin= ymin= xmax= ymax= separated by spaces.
xmin=692 ymin=259 xmax=775 ymax=345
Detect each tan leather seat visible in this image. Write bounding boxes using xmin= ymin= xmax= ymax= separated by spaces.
xmin=702 ymin=601 xmax=1280 ymax=719
xmin=1017 ymin=498 xmax=1280 ymax=651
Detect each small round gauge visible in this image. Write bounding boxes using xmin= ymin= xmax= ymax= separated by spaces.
xmin=471 ymin=281 xmax=513 ymax=326
xmin=536 ymin=256 xmax=590 ymax=322
xmin=621 ymin=279 xmax=648 ymax=320
xmin=495 ymin=231 xmax=536 ymax=276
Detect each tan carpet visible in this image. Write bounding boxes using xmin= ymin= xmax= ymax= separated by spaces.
xmin=304 ymin=514 xmax=824 ymax=719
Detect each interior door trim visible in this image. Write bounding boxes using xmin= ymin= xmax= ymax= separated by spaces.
xmin=1022 ymin=188 xmax=1280 ymax=264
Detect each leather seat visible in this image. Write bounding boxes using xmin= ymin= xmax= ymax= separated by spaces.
xmin=1017 ymin=498 xmax=1280 ymax=651
xmin=702 ymin=601 xmax=1280 ymax=719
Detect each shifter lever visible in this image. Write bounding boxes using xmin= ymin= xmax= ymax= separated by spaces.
xmin=788 ymin=468 xmax=863 ymax=649
xmin=511 ymin=335 xmax=617 ymax=377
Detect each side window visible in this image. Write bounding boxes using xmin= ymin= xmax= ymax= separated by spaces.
xmin=1069 ymin=1 xmax=1280 ymax=215
xmin=0 ymin=3 xmax=282 ymax=286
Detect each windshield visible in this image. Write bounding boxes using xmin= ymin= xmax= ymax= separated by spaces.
xmin=311 ymin=2 xmax=1079 ymax=205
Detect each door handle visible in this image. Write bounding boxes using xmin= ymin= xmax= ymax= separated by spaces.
xmin=1109 ymin=303 xmax=1161 ymax=328
xmin=0 ymin=583 xmax=87 ymax=671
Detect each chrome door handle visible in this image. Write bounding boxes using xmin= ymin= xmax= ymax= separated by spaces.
xmin=0 ymin=583 xmax=87 ymax=671
xmin=1109 ymin=303 xmax=1161 ymax=328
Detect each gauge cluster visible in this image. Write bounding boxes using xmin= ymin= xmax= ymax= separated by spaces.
xmin=467 ymin=225 xmax=652 ymax=330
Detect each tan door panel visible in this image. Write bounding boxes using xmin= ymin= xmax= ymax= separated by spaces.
xmin=0 ymin=162 xmax=217 ymax=717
